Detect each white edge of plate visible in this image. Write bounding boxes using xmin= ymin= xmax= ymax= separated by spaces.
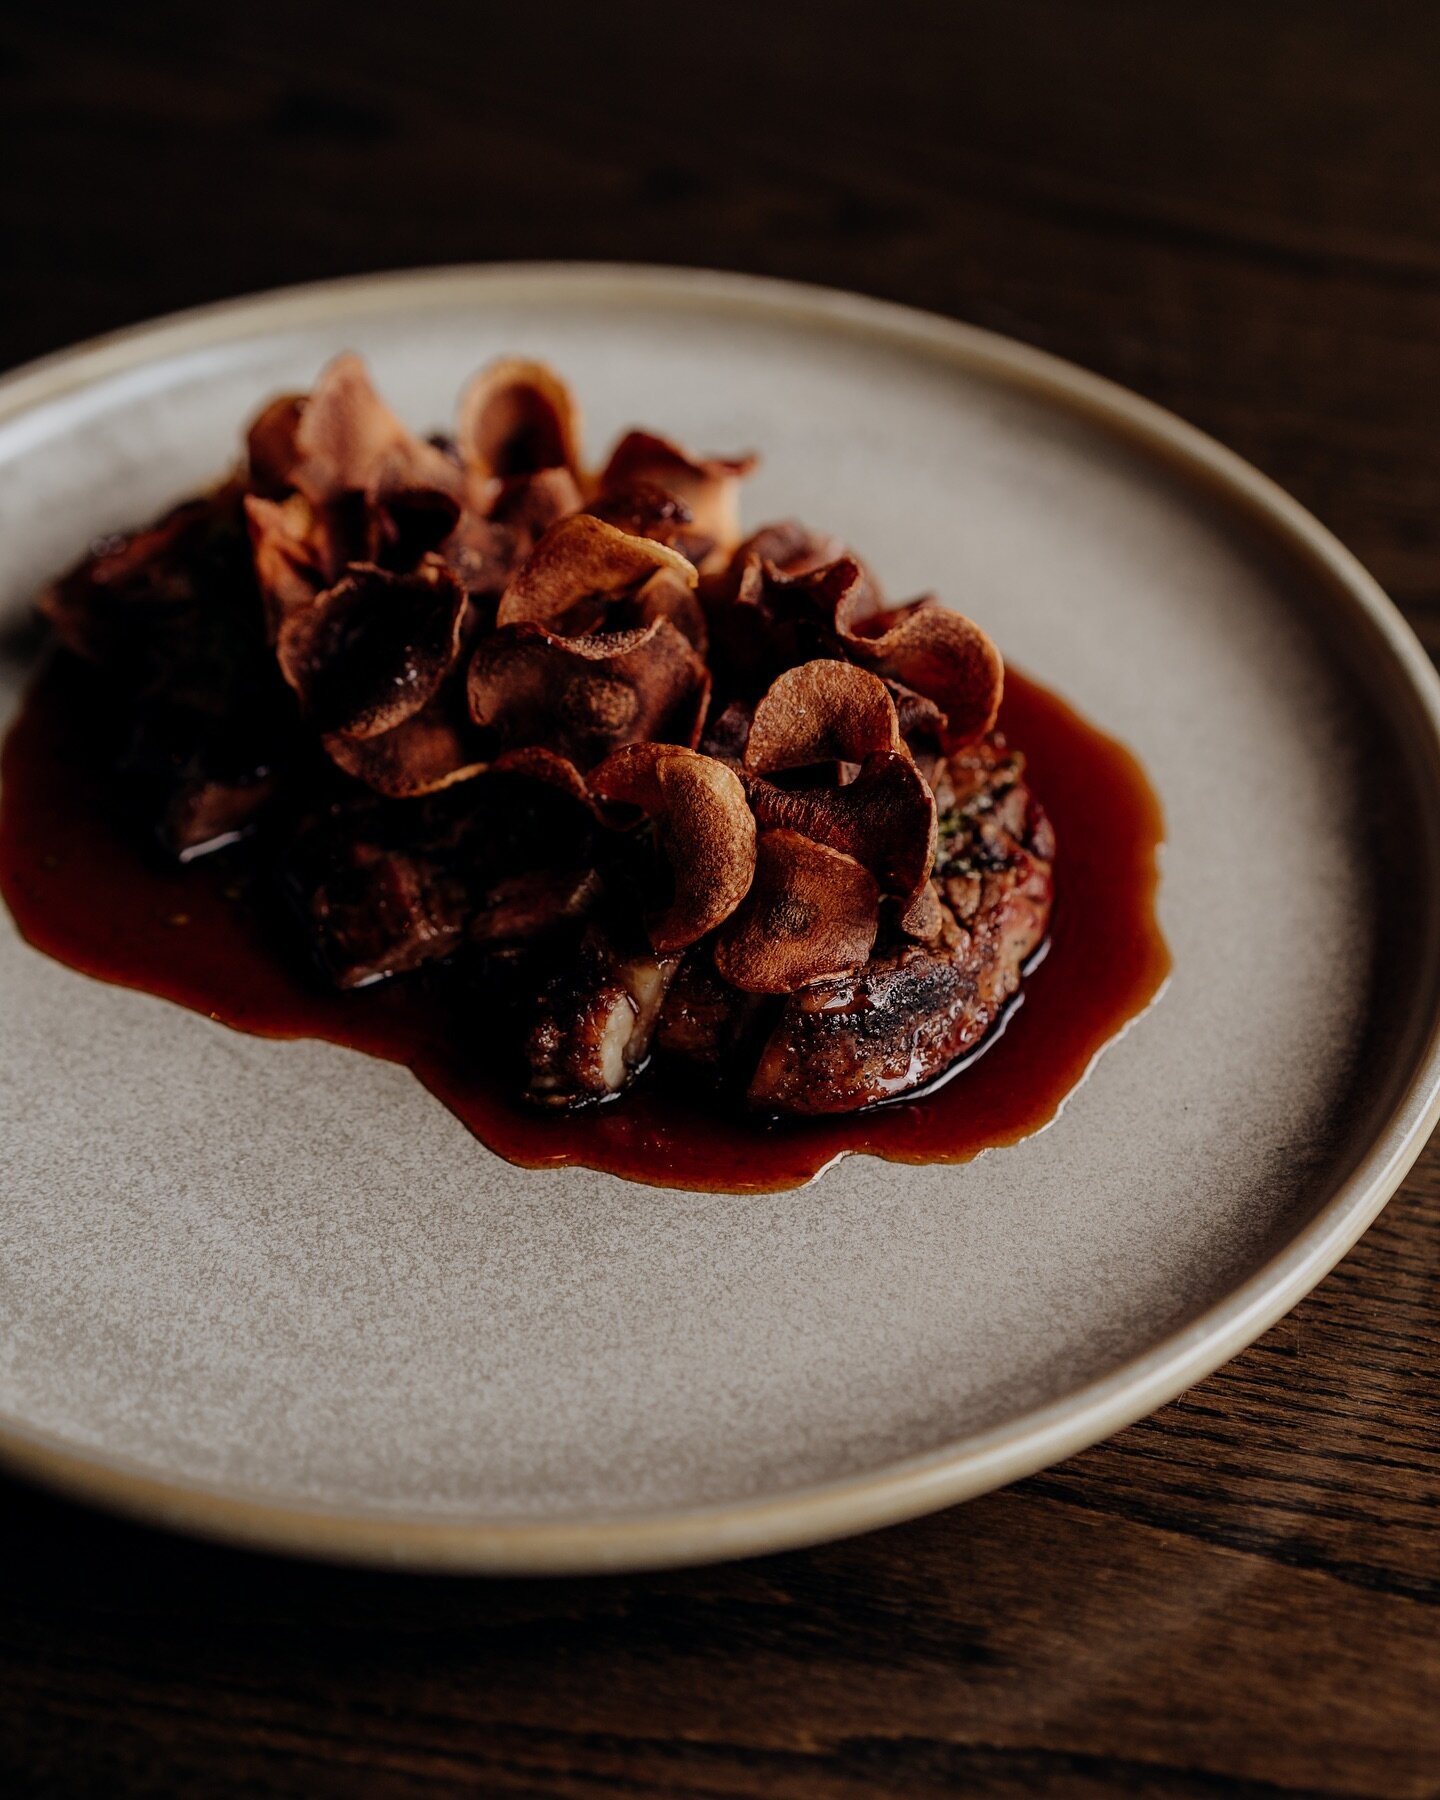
xmin=2 ymin=262 xmax=1439 ymax=1575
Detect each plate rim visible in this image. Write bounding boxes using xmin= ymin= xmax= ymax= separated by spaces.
xmin=3 ymin=260 xmax=1439 ymax=1574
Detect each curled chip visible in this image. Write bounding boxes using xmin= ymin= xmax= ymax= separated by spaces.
xmin=735 ymin=519 xmax=848 ymax=581
xmin=242 ymin=354 xmax=469 ymax=633
xmin=496 ymin=514 xmax=696 ymax=637
xmin=744 ymin=660 xmax=904 ymax=773
xmin=846 ymin=596 xmax=1004 ymax=745
xmin=811 ymin=558 xmax=1002 ymax=745
xmin=443 ymin=466 xmax=584 ymax=602
xmin=490 ymin=746 xmax=600 ymax=813
xmin=589 ymin=479 xmax=700 ymax=554
xmin=591 ymin=743 xmax=757 ymax=951
xmin=455 ymin=357 xmax=584 ymax=480
xmin=747 ymin=750 xmax=937 ymax=911
xmin=323 ymin=688 xmax=487 ymax=798
xmin=883 ymin=678 xmax=947 ymax=750
xmin=468 ymin=616 xmax=710 ymax=769
xmin=699 ymin=523 xmax=875 ymax=698
xmin=714 ymin=829 xmax=880 ymax=994
xmin=283 ymin=353 xmax=464 ymax=507
xmin=244 ymin=492 xmax=337 ymax=633
xmin=245 ymin=394 xmax=306 ymax=495
xmin=597 ymin=430 xmax=757 ymax=570
xmin=275 ymin=556 xmax=467 ymax=740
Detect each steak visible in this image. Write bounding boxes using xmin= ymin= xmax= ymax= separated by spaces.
xmin=524 ymin=737 xmax=1054 ymax=1114
xmin=526 ymin=928 xmax=682 ymax=1107
xmin=747 ymin=740 xmax=1053 ymax=1113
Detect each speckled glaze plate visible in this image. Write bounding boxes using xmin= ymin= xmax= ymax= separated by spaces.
xmin=2 ymin=265 xmax=1439 ymax=1573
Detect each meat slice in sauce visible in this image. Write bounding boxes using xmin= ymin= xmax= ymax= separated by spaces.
xmin=642 ymin=737 xmax=1052 ymax=1114
xmin=748 ymin=741 xmax=1052 ymax=1113
xmin=289 ymin=838 xmax=470 ymax=989
xmin=526 ymin=927 xmax=682 ymax=1107
xmin=654 ymin=945 xmax=777 ymax=1079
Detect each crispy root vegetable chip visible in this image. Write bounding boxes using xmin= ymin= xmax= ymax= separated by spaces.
xmin=747 ymin=751 xmax=936 ymax=908
xmin=443 ymin=467 xmax=588 ymax=600
xmin=455 ymin=358 xmax=584 ymax=480
xmin=285 ymin=353 xmax=464 ymax=507
xmin=884 ymin=678 xmax=947 ymax=747
xmin=698 ymin=529 xmax=884 ymax=701
xmin=323 ymin=687 xmax=486 ymax=798
xmin=633 ymin=568 xmax=708 ymax=652
xmin=744 ymin=660 xmax=903 ymax=773
xmin=243 ymin=493 xmax=334 ymax=632
xmin=848 ymin=598 xmax=1004 ymax=745
xmin=246 ymin=394 xmax=306 ymax=494
xmin=488 ymin=466 xmax=585 ymax=536
xmin=245 ymin=483 xmax=463 ymax=634
xmin=490 ymin=746 xmax=598 ymax=812
xmin=496 ymin=515 xmax=696 ymax=636
xmin=589 ymin=479 xmax=693 ymax=541
xmin=737 ymin=519 xmax=848 ymax=581
xmin=899 ymin=881 xmax=945 ymax=941
xmin=597 ymin=431 xmax=757 ymax=570
xmin=368 ymin=485 xmax=463 ymax=572
xmin=275 ymin=556 xmax=467 ymax=740
xmin=590 ymin=482 xmax=719 ymax=574
xmin=714 ymin=829 xmax=879 ymax=994
xmin=754 ymin=555 xmax=1003 ymax=744
xmin=714 ymin=532 xmax=882 ymax=623
xmin=590 ymin=744 xmax=757 ymax=951
xmin=467 ymin=617 xmax=709 ymax=769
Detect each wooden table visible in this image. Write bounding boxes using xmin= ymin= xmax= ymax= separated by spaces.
xmin=3 ymin=4 xmax=1438 ymax=1792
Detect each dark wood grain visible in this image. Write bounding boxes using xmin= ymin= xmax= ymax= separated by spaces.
xmin=2 ymin=2 xmax=1439 ymax=1793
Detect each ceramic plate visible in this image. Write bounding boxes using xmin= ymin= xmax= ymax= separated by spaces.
xmin=2 ymin=265 xmax=1438 ymax=1573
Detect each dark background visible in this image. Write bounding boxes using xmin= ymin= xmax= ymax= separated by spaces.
xmin=3 ymin=3 xmax=1439 ymax=1794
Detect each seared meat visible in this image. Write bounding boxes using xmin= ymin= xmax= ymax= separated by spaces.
xmin=655 ymin=946 xmax=776 ymax=1076
xmin=292 ymin=840 xmax=469 ymax=989
xmin=526 ymin=928 xmax=682 ymax=1107
xmin=747 ymin=889 xmax=1043 ymax=1113
xmin=279 ymin=766 xmax=605 ymax=990
xmin=657 ymin=736 xmax=1053 ymax=1115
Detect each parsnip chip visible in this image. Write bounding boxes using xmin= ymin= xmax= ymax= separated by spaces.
xmin=846 ymin=597 xmax=1004 ymax=745
xmin=455 ymin=358 xmax=584 ymax=480
xmin=597 ymin=430 xmax=757 ymax=570
xmin=714 ymin=829 xmax=880 ymax=995
xmin=736 ymin=519 xmax=848 ymax=581
xmin=275 ymin=556 xmax=466 ymax=740
xmin=323 ymin=687 xmax=487 ymax=798
xmin=590 ymin=744 xmax=757 ymax=951
xmin=496 ymin=515 xmax=696 ymax=637
xmin=245 ymin=394 xmax=306 ymax=494
xmin=490 ymin=746 xmax=598 ymax=813
xmin=633 ymin=567 xmax=708 ymax=653
xmin=744 ymin=661 xmax=903 ymax=773
xmin=285 ymin=353 xmax=464 ymax=507
xmin=467 ymin=616 xmax=709 ymax=769
xmin=747 ymin=751 xmax=936 ymax=910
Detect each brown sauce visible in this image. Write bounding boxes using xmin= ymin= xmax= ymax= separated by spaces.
xmin=0 ymin=660 xmax=1169 ymax=1192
